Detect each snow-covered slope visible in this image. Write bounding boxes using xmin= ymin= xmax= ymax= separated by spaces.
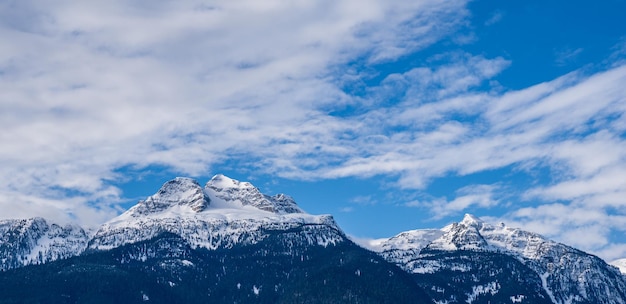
xmin=374 ymin=214 xmax=626 ymax=304
xmin=88 ymin=175 xmax=343 ymax=251
xmin=362 ymin=229 xmax=443 ymax=267
xmin=206 ymin=174 xmax=303 ymax=214
xmin=0 ymin=217 xmax=89 ymax=271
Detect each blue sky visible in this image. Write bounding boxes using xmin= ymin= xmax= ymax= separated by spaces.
xmin=2 ymin=0 xmax=626 ymax=261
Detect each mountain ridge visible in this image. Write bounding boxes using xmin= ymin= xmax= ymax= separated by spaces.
xmin=370 ymin=213 xmax=626 ymax=304
xmin=88 ymin=174 xmax=342 ymax=251
xmin=0 ymin=217 xmax=89 ymax=271
xmin=1 ymin=174 xmax=625 ymax=303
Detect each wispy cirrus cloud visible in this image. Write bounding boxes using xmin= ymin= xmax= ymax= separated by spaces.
xmin=405 ymin=184 xmax=501 ymax=219
xmin=321 ymin=63 xmax=626 ymax=193
xmin=484 ymin=10 xmax=504 ymax=26
xmin=554 ymin=47 xmax=584 ymax=66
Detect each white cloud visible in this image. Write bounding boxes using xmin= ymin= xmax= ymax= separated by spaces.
xmin=339 ymin=207 xmax=355 ymax=213
xmin=350 ymin=195 xmax=377 ymax=206
xmin=0 ymin=0 xmax=471 ymax=225
xmin=554 ymin=47 xmax=584 ymax=66
xmin=347 ymin=234 xmax=387 ymax=252
xmin=597 ymin=244 xmax=626 ymax=263
xmin=320 ymin=63 xmax=626 ymax=195
xmin=484 ymin=10 xmax=504 ymax=26
xmin=406 ymin=184 xmax=501 ymax=219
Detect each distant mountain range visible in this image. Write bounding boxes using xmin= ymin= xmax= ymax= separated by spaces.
xmin=1 ymin=174 xmax=625 ymax=303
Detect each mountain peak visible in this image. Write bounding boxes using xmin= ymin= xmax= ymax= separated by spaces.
xmin=120 ymin=174 xmax=303 ymax=219
xmin=206 ymin=174 xmax=254 ymax=191
xmin=205 ymin=174 xmax=303 ymax=214
xmin=459 ymin=213 xmax=485 ymax=227
xmin=158 ymin=177 xmax=201 ymax=194
xmin=128 ymin=177 xmax=210 ymax=216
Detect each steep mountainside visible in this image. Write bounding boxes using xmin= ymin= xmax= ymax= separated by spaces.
xmin=373 ymin=214 xmax=626 ymax=304
xmin=0 ymin=217 xmax=88 ymax=271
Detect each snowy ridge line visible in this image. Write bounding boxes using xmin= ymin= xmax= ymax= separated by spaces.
xmin=370 ymin=214 xmax=588 ymax=262
xmin=372 ymin=213 xmax=626 ymax=304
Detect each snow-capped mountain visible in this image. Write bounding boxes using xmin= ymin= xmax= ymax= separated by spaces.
xmin=373 ymin=214 xmax=626 ymax=304
xmin=88 ymin=175 xmax=343 ymax=251
xmin=0 ymin=217 xmax=89 ymax=271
